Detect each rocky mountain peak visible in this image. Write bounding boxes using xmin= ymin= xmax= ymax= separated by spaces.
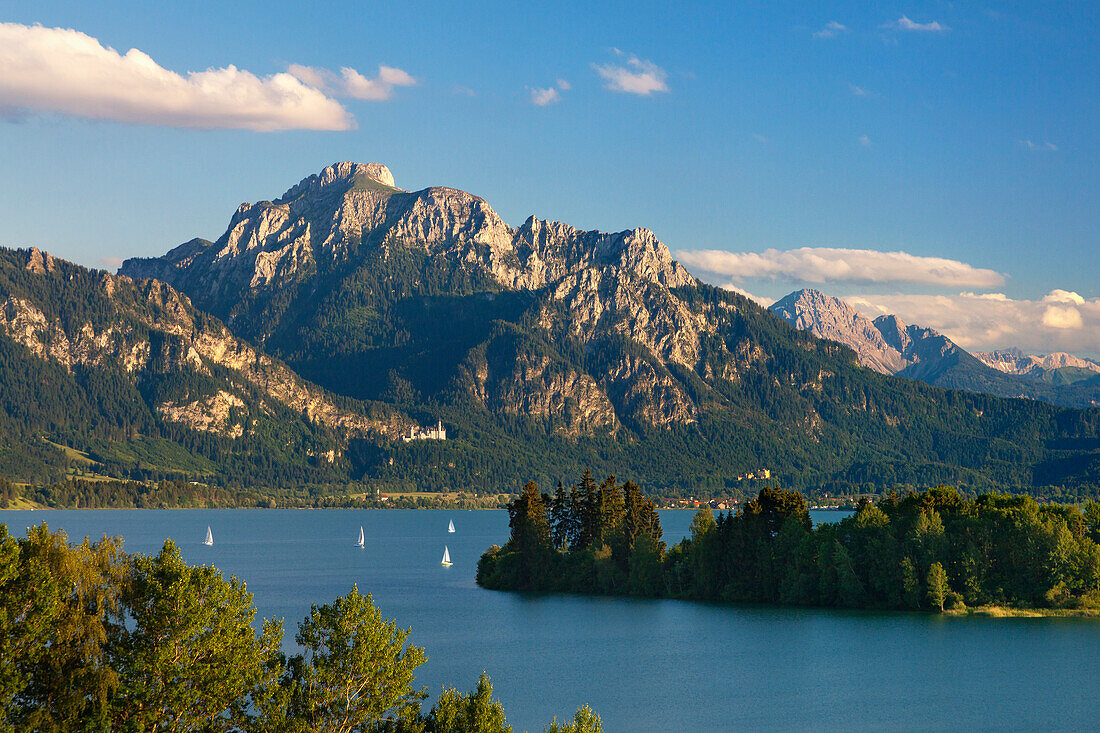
xmin=277 ymin=161 xmax=398 ymax=203
xmin=24 ymin=247 xmax=58 ymax=275
xmin=119 ymin=162 xmax=700 ymax=362
xmin=770 ymin=289 xmax=862 ymax=332
xmin=769 ymin=290 xmax=907 ymax=374
xmin=872 ymin=314 xmax=911 ymax=353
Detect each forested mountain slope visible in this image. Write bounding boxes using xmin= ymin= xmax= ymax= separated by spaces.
xmin=116 ymin=162 xmax=1100 ymax=497
xmin=0 ymin=246 xmax=408 ymax=485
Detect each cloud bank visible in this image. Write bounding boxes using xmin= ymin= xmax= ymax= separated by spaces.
xmin=675 ymin=246 xmax=1006 ymax=289
xmin=0 ymin=22 xmax=371 ymax=131
xmin=845 ymin=291 xmax=1100 ymax=356
xmin=594 ymin=52 xmax=668 ymax=95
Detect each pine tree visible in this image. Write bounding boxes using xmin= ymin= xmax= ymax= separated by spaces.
xmin=575 ymin=470 xmax=599 ymax=551
xmin=506 ymin=481 xmax=551 ymax=556
xmin=549 ymin=482 xmax=570 ymax=550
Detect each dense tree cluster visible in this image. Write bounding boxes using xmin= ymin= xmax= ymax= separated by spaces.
xmin=0 ymin=523 xmax=601 ymax=732
xmin=0 ymin=478 xmax=17 ymax=508
xmin=478 ymin=471 xmax=666 ymax=595
xmin=480 ymin=476 xmax=1100 ymax=612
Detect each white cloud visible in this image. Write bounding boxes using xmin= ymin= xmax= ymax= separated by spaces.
xmin=286 ymin=64 xmax=416 ymax=101
xmin=1020 ymin=140 xmax=1058 ymax=152
xmin=1042 ymin=305 xmax=1084 ymax=329
xmin=593 ymin=52 xmax=669 ymax=95
xmin=1044 ymin=289 xmax=1086 ymax=305
xmin=0 ymin=22 xmax=353 ymax=131
xmin=882 ymin=16 xmax=950 ymax=32
xmin=849 ymin=84 xmax=869 ymax=97
xmin=530 ymin=87 xmax=562 ymax=106
xmin=814 ymin=21 xmax=849 ymax=39
xmin=723 ymin=284 xmax=774 ymax=307
xmin=529 ymin=79 xmax=569 ymax=106
xmin=753 ymin=133 xmax=768 ymax=143
xmin=843 ymin=290 xmax=1100 ymax=355
xmin=859 ymin=134 xmax=872 ymax=147
xmin=675 ymin=246 xmax=1006 ymax=289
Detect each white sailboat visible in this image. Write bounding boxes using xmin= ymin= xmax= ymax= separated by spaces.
xmin=355 ymin=526 xmax=365 ymax=548
xmin=441 ymin=546 xmax=452 ymax=566
xmin=448 ymin=519 xmax=455 ymax=533
xmin=203 ymin=526 xmax=213 ymax=546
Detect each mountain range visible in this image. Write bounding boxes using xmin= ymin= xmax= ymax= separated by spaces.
xmin=2 ymin=162 xmax=1099 ymax=497
xmin=974 ymin=348 xmax=1100 ymax=382
xmin=769 ymin=289 xmax=1100 ymax=409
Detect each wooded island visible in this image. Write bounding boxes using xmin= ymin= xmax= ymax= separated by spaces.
xmin=477 ymin=472 xmax=1100 ymax=613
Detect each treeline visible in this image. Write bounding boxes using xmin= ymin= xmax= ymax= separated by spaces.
xmin=17 ymin=478 xmax=368 ymax=510
xmin=4 ymin=478 xmax=515 ymax=510
xmin=17 ymin=478 xmax=269 ymax=509
xmin=478 ymin=473 xmax=1100 ymax=612
xmin=0 ymin=523 xmax=601 ymax=733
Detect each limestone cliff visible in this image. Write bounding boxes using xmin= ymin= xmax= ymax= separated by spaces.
xmin=1 ymin=247 xmax=407 ymax=445
xmin=121 ymin=162 xmax=703 ymax=432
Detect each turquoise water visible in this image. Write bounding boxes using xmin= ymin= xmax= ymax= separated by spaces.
xmin=6 ymin=508 xmax=1100 ymax=732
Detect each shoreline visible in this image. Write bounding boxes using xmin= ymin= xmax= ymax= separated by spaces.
xmin=479 ymin=586 xmax=1100 ymax=619
xmin=946 ymin=606 xmax=1100 ymax=618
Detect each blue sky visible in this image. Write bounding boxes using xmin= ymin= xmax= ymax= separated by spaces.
xmin=0 ymin=1 xmax=1097 ymax=354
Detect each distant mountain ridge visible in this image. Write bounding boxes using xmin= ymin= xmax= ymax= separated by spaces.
xmin=975 ymin=348 xmax=1100 ymax=379
xmin=769 ymin=289 xmax=1100 ymax=409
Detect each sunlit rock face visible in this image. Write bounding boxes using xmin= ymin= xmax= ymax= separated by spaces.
xmin=120 ymin=163 xmax=708 ymax=431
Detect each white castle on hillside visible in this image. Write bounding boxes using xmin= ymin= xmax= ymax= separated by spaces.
xmin=402 ymin=420 xmax=447 ymax=442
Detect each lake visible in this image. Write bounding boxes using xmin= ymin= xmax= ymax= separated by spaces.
xmin=5 ymin=508 xmax=1100 ymax=731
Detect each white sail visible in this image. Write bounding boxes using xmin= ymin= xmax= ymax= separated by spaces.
xmin=448 ymin=520 xmax=455 ymax=533
xmin=441 ymin=546 xmax=452 ymax=566
xmin=203 ymin=526 xmax=213 ymax=546
xmin=356 ymin=526 xmax=365 ymax=547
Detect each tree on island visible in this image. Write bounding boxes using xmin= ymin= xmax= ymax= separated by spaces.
xmin=927 ymin=562 xmax=949 ymax=613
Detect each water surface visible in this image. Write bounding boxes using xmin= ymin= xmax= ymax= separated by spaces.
xmin=6 ymin=508 xmax=1099 ymax=732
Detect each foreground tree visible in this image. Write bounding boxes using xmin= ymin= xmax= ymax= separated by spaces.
xmin=0 ymin=521 xmax=126 ymax=726
xmin=112 ymin=540 xmax=281 ymax=732
xmin=2 ymin=524 xmax=601 ymax=731
xmin=0 ymin=524 xmax=126 ymax=733
xmin=425 ymin=672 xmax=511 ymax=733
xmin=544 ymin=706 xmax=604 ymax=733
xmin=287 ymin=585 xmax=427 ymax=733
